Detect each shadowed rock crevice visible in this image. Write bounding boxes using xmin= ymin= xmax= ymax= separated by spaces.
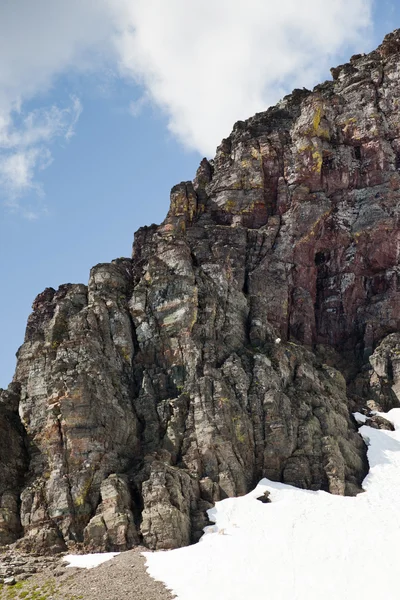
xmin=2 ymin=29 xmax=400 ymax=552
xmin=0 ymin=384 xmax=28 ymax=546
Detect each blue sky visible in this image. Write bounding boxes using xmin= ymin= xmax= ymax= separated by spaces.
xmin=1 ymin=0 xmax=399 ymax=388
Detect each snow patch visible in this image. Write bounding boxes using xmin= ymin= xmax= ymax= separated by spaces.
xmin=145 ymin=408 xmax=400 ymax=600
xmin=353 ymin=411 xmax=367 ymax=424
xmin=63 ymin=553 xmax=119 ymax=569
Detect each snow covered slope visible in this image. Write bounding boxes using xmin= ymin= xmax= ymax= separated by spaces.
xmin=145 ymin=409 xmax=400 ymax=600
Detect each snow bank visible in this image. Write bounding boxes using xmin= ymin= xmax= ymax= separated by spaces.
xmin=145 ymin=409 xmax=400 ymax=600
xmin=63 ymin=553 xmax=119 ymax=569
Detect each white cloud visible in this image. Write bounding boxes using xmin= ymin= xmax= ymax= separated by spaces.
xmin=0 ymin=0 xmax=110 ymax=214
xmin=113 ymin=0 xmax=373 ymax=155
xmin=0 ymin=149 xmax=48 ymax=193
xmin=0 ymin=97 xmax=82 ymax=150
xmin=0 ymin=0 xmax=374 ymax=211
xmin=0 ymin=97 xmax=82 ymax=213
xmin=0 ymin=1 xmax=113 ymax=115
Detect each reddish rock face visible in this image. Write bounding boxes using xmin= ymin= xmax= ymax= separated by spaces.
xmin=187 ymin=32 xmax=400 ymax=359
xmin=3 ymin=30 xmax=400 ymax=553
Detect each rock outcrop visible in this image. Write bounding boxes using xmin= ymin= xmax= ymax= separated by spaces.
xmin=2 ymin=30 xmax=400 ymax=552
xmin=0 ymin=384 xmax=27 ymax=546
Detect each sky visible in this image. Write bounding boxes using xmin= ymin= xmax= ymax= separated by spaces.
xmin=1 ymin=0 xmax=399 ymax=388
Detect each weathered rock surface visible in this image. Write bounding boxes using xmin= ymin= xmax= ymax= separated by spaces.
xmin=2 ymin=30 xmax=400 ymax=552
xmin=0 ymin=549 xmax=61 ymax=583
xmin=0 ymin=384 xmax=27 ymax=546
xmin=84 ymin=474 xmax=139 ymax=552
xmin=14 ymin=267 xmax=140 ymax=553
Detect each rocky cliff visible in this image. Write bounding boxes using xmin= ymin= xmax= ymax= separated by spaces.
xmin=2 ymin=30 xmax=400 ymax=554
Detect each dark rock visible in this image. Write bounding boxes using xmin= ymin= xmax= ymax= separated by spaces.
xmin=365 ymin=415 xmax=395 ymax=431
xmin=0 ymin=384 xmax=27 ymax=545
xmin=256 ymin=491 xmax=271 ymax=504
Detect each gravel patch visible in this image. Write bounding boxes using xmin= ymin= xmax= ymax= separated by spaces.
xmin=0 ymin=548 xmax=174 ymax=600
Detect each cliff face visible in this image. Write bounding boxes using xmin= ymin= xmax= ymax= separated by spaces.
xmin=2 ymin=30 xmax=400 ymax=553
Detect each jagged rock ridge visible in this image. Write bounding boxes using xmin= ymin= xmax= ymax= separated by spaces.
xmin=2 ymin=30 xmax=400 ymax=553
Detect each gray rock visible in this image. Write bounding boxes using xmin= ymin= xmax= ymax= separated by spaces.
xmin=84 ymin=474 xmax=139 ymax=551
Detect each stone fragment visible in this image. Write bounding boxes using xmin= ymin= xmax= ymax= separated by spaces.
xmin=256 ymin=491 xmax=271 ymax=504
xmin=365 ymin=415 xmax=395 ymax=431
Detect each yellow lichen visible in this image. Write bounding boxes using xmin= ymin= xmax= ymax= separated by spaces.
xmin=74 ymin=475 xmax=93 ymax=508
xmin=312 ymin=149 xmax=323 ymax=173
xmin=313 ymin=106 xmax=322 ymax=132
xmin=299 ymin=144 xmax=313 ymax=153
xmin=225 ymin=198 xmax=237 ymax=212
xmin=119 ymin=346 xmax=131 ymax=362
xmin=305 ymin=105 xmax=330 ymax=140
xmin=298 ymin=209 xmax=332 ymax=244
xmin=232 ymin=416 xmax=246 ymax=443
xmin=305 ymin=106 xmax=331 ymax=140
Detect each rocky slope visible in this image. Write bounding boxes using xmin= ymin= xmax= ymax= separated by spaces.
xmin=2 ymin=30 xmax=400 ymax=554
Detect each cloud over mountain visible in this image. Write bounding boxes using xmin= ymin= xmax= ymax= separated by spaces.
xmin=0 ymin=0 xmax=373 ymax=210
